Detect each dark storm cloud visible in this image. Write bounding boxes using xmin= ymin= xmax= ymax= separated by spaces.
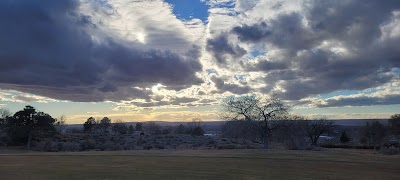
xmin=246 ymin=60 xmax=288 ymax=72
xmin=312 ymin=94 xmax=400 ymax=108
xmin=0 ymin=0 xmax=203 ymax=102
xmin=233 ymin=13 xmax=321 ymax=56
xmin=228 ymin=0 xmax=400 ymax=102
xmin=211 ymin=76 xmax=251 ymax=95
xmin=278 ymin=50 xmax=396 ymax=100
xmin=232 ymin=22 xmax=271 ymax=42
xmin=206 ymin=34 xmax=247 ymax=65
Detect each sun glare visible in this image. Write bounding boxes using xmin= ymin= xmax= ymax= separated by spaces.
xmin=136 ymin=32 xmax=146 ymax=43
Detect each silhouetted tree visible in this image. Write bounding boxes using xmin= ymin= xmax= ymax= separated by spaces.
xmin=6 ymin=106 xmax=56 ymax=149
xmin=186 ymin=118 xmax=205 ymax=136
xmin=144 ymin=122 xmax=161 ymax=135
xmin=175 ymin=124 xmax=186 ymax=134
xmin=128 ymin=125 xmax=134 ymax=134
xmin=191 ymin=126 xmax=205 ymax=136
xmin=55 ymin=115 xmax=67 ymax=133
xmin=0 ymin=108 xmax=11 ymax=129
xmin=272 ymin=116 xmax=310 ymax=150
xmin=99 ymin=117 xmax=111 ymax=133
xmin=0 ymin=108 xmax=11 ymax=120
xmin=188 ymin=118 xmax=203 ymax=129
xmin=305 ymin=119 xmax=334 ymax=146
xmin=388 ymin=114 xmax=400 ymax=135
xmin=135 ymin=122 xmax=143 ymax=131
xmin=0 ymin=108 xmax=11 ymax=146
xmin=112 ymin=120 xmax=128 ymax=134
xmin=222 ymin=95 xmax=288 ymax=148
xmin=340 ymin=131 xmax=350 ymax=144
xmin=83 ymin=117 xmax=96 ymax=132
xmin=362 ymin=121 xmax=387 ymax=149
xmin=222 ymin=120 xmax=260 ymax=141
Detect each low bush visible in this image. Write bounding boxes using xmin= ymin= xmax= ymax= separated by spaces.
xmin=60 ymin=142 xmax=82 ymax=151
xmin=320 ymin=144 xmax=375 ymax=149
xmin=217 ymin=144 xmax=244 ymax=149
xmin=379 ymin=147 xmax=400 ymax=155
xmin=0 ymin=130 xmax=10 ymax=146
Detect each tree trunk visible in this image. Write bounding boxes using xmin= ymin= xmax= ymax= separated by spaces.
xmin=264 ymin=134 xmax=269 ymax=149
xmin=261 ymin=126 xmax=269 ymax=149
xmin=27 ymin=130 xmax=32 ymax=150
xmin=312 ymin=137 xmax=317 ymax=146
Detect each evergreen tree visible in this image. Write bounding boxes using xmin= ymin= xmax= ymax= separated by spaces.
xmin=340 ymin=131 xmax=350 ymax=144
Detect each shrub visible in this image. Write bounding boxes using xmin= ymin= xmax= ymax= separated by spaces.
xmin=320 ymin=144 xmax=374 ymax=149
xmin=154 ymin=144 xmax=165 ymax=149
xmin=143 ymin=144 xmax=153 ymax=150
xmin=61 ymin=142 xmax=82 ymax=151
xmin=217 ymin=144 xmax=242 ymax=149
xmin=32 ymin=140 xmax=59 ymax=152
xmin=0 ymin=129 xmax=10 ymax=146
xmin=379 ymin=146 xmax=400 ymax=155
xmin=275 ymin=120 xmax=309 ymax=150
xmin=82 ymin=139 xmax=96 ymax=150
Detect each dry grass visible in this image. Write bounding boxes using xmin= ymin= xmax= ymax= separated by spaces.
xmin=0 ymin=149 xmax=399 ymax=180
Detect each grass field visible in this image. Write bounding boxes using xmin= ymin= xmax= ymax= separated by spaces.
xmin=0 ymin=149 xmax=399 ymax=180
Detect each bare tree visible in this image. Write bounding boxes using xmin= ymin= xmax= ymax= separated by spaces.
xmin=55 ymin=115 xmax=67 ymax=133
xmin=273 ymin=115 xmax=309 ymax=150
xmin=188 ymin=118 xmax=203 ymax=129
xmin=388 ymin=114 xmax=400 ymax=135
xmin=0 ymin=108 xmax=11 ymax=119
xmin=362 ymin=121 xmax=387 ymax=149
xmin=222 ymin=95 xmax=289 ymax=148
xmin=305 ymin=119 xmax=334 ymax=146
xmin=112 ymin=119 xmax=128 ymax=134
xmin=144 ymin=122 xmax=161 ymax=135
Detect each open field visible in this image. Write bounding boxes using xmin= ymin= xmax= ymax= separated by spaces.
xmin=0 ymin=149 xmax=399 ymax=180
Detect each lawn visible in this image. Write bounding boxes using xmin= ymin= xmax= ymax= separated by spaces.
xmin=0 ymin=149 xmax=399 ymax=180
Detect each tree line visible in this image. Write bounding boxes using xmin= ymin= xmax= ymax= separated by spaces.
xmin=0 ymin=101 xmax=399 ymax=151
xmin=221 ymin=95 xmax=400 ymax=150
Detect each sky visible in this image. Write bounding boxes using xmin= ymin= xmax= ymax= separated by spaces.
xmin=0 ymin=0 xmax=399 ymax=123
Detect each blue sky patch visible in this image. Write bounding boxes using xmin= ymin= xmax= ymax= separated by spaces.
xmin=315 ymin=89 xmax=379 ymax=99
xmin=165 ymin=0 xmax=209 ymax=22
xmin=235 ymin=75 xmax=246 ymax=81
xmin=250 ymin=50 xmax=263 ymax=57
xmin=206 ymin=69 xmax=218 ymax=75
xmin=315 ymin=90 xmax=360 ymax=99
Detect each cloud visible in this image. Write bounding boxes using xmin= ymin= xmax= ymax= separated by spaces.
xmin=1 ymin=0 xmax=399 ymax=110
xmin=131 ymin=97 xmax=199 ymax=107
xmin=319 ymin=94 xmax=400 ymax=107
xmin=232 ymin=22 xmax=271 ymax=42
xmin=0 ymin=90 xmax=58 ymax=103
xmin=216 ymin=0 xmax=400 ymax=102
xmin=304 ymin=84 xmax=400 ymax=107
xmin=206 ymin=33 xmax=246 ymax=65
xmin=211 ymin=76 xmax=251 ymax=94
xmin=0 ymin=0 xmax=203 ymax=102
